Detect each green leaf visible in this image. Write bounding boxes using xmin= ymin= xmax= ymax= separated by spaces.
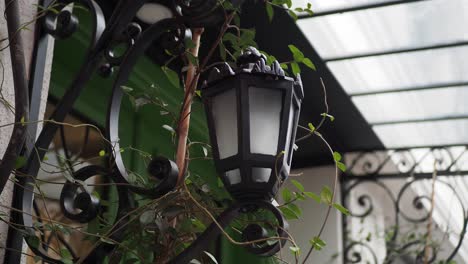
xmin=289 ymin=10 xmax=298 ymax=21
xmin=91 ymin=190 xmax=101 ymax=200
xmin=285 ymin=0 xmax=292 ymax=8
xmin=140 ymin=211 xmax=155 ymax=224
xmin=126 ymin=259 xmax=140 ymax=264
xmin=282 ymin=188 xmax=293 ymax=203
xmin=295 ymin=191 xmax=306 ymax=201
xmin=320 ymin=186 xmax=332 ymax=205
xmin=280 ymin=63 xmax=288 ymax=70
xmin=288 ymin=44 xmax=304 ymax=62
xmin=185 ymin=38 xmax=196 ymax=49
xmin=121 ymin=85 xmax=133 ymax=93
xmin=280 ymin=206 xmax=299 ymax=220
xmin=321 ymin=113 xmax=335 ymax=121
xmin=201 ymin=146 xmax=208 ymax=157
xmin=60 ymin=248 xmax=72 ymax=260
xmin=26 ymin=236 xmax=40 ymax=249
xmin=191 ymin=217 xmax=206 ymax=232
xmin=291 ymin=179 xmax=304 ymax=192
xmin=99 ymin=150 xmax=106 ymax=157
xmin=15 ymin=156 xmax=26 ymax=169
xmin=289 ymin=246 xmax=301 ymax=255
xmin=333 ymin=151 xmax=342 ymax=162
xmin=162 ymin=124 xmax=175 ymax=134
xmin=161 ymin=66 xmax=180 ymax=88
xmin=186 ymin=52 xmax=199 ymax=66
xmin=302 ymin=58 xmax=316 ymax=70
xmin=287 ymin=203 xmax=302 ymax=217
xmin=336 ymin=161 xmax=347 ymax=172
xmin=291 ymin=62 xmax=300 ymax=76
xmin=333 ymin=203 xmax=350 ymax=216
xmin=219 ymin=41 xmax=227 ymax=61
xmin=305 ymin=8 xmax=314 ymax=16
xmin=204 ymin=251 xmax=218 ymax=264
xmin=240 ymin=28 xmax=256 ymax=47
xmin=308 ymin=122 xmax=315 ymax=133
xmin=223 ymin=32 xmax=238 ymax=45
xmin=217 ymin=178 xmax=224 ymax=188
xmin=304 ymin=191 xmax=321 ymax=203
xmin=266 ymin=3 xmax=274 ymax=22
xmin=20 ymin=116 xmax=25 ymax=126
xmin=309 ymin=236 xmax=326 ymax=251
xmin=234 ymin=14 xmax=241 ymax=27
xmin=100 ymin=236 xmax=116 ymax=244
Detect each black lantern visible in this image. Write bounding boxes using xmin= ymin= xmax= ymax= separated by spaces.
xmin=202 ymin=47 xmax=304 ymax=202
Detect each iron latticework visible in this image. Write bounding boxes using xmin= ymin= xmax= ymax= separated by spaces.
xmin=0 ymin=0 xmax=290 ymax=263
xmin=342 ymin=145 xmax=468 ymax=263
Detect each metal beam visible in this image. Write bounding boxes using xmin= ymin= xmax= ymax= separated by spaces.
xmin=349 ymin=81 xmax=468 ymax=97
xmin=297 ymin=0 xmax=427 ymax=19
xmin=343 ymin=170 xmax=468 ymax=180
xmin=325 ymin=41 xmax=468 ymax=62
xmin=370 ymin=115 xmax=468 ymax=127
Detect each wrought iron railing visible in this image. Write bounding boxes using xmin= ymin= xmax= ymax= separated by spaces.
xmin=342 ymin=145 xmax=468 ymax=263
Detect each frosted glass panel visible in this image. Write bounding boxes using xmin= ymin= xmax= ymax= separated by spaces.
xmin=249 ymin=87 xmax=282 ymax=155
xmin=212 ymin=88 xmax=238 ymax=159
xmin=252 ymin=168 xmax=272 ymax=183
xmin=374 ymin=120 xmax=468 ymax=148
xmin=328 ymin=46 xmax=468 ymax=94
xmin=297 ymin=0 xmax=468 ymax=59
xmin=225 ymin=169 xmax=241 ymax=185
xmin=353 ymin=86 xmax=468 ymax=124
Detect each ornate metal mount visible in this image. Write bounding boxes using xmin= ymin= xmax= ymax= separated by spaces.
xmin=0 ymin=0 xmax=289 ymax=263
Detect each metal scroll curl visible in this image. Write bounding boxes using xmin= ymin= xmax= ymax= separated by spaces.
xmin=395 ymin=178 xmax=467 ymax=261
xmin=343 ymin=180 xmax=397 ymax=220
xmin=8 ymin=1 xmax=107 ymax=263
xmin=23 ymin=14 xmax=184 ymax=264
xmin=60 ymin=165 xmax=105 ymax=223
xmin=169 ymin=200 xmax=289 ymax=264
xmin=344 ymin=241 xmax=379 ymax=264
xmin=342 ymin=176 xmax=468 ymax=263
xmin=106 ymin=18 xmax=185 ymax=198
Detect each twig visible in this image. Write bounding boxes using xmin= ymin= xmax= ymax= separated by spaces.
xmin=176 ymin=27 xmax=204 ymax=185
xmin=424 ymin=160 xmax=438 ymax=263
xmin=301 ymin=132 xmax=339 ymax=264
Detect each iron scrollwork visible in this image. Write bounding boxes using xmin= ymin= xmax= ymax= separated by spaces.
xmin=342 ymin=146 xmax=468 ymax=263
xmin=1 ymin=0 xmax=288 ymax=263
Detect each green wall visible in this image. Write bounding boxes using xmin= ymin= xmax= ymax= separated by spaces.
xmin=49 ymin=9 xmax=275 ymax=264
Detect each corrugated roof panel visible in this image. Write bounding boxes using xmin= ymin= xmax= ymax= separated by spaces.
xmin=297 ymin=0 xmax=468 ymax=59
xmin=352 ymin=86 xmax=468 ymax=124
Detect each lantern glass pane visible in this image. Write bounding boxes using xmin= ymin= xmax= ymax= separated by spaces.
xmin=252 ymin=168 xmax=272 ymax=183
xmin=249 ymin=87 xmax=283 ymax=155
xmin=212 ymin=88 xmax=238 ymax=159
xmin=225 ymin=169 xmax=241 ymax=185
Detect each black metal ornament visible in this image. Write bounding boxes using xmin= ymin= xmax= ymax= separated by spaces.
xmin=1 ymin=1 xmax=291 ymax=263
xmin=202 ymin=46 xmax=304 ymax=202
